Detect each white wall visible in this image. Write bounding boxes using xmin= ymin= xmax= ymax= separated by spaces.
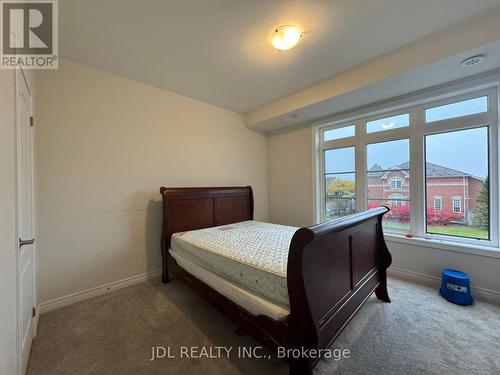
xmin=386 ymin=239 xmax=500 ymax=301
xmin=0 ymin=70 xmax=19 ymax=375
xmin=35 ymin=59 xmax=268 ymax=305
xmin=33 ymin=59 xmax=500 ymax=311
xmin=267 ymin=125 xmax=314 ymax=227
xmin=267 ymin=124 xmax=500 ymax=301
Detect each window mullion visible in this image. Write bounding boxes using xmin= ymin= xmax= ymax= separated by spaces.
xmin=423 ymin=112 xmax=493 ymax=134
xmin=488 ymin=89 xmax=499 ymax=246
xmin=355 ymin=119 xmax=366 ymax=212
xmin=410 ymin=108 xmax=425 ymax=237
xmin=322 ymin=137 xmax=357 ymax=149
xmin=318 ymin=146 xmax=325 ymax=223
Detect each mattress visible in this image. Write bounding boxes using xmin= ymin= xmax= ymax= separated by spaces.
xmin=170 ymin=220 xmax=299 ymax=307
xmin=170 ymin=248 xmax=290 ymax=321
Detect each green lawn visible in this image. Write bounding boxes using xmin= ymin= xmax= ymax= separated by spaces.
xmin=426 ymin=225 xmax=488 ymax=240
xmin=382 ymin=222 xmax=410 ymax=231
xmin=383 ymin=221 xmax=488 ymax=240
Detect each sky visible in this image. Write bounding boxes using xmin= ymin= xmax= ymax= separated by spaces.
xmin=325 ymin=96 xmax=489 ymax=179
xmin=426 ymin=126 xmax=488 ymax=178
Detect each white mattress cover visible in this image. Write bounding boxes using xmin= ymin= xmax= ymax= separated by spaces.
xmin=169 ymin=248 xmax=290 ymax=321
xmin=171 ymin=220 xmax=298 ymax=306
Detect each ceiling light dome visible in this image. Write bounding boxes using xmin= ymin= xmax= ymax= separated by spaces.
xmin=271 ymin=25 xmax=302 ymax=51
xmin=460 ymin=55 xmax=485 ymax=67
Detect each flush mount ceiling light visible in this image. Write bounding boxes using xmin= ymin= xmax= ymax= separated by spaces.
xmin=460 ymin=55 xmax=485 ymax=67
xmin=271 ymin=25 xmax=302 ymax=51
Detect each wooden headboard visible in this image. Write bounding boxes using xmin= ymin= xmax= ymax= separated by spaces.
xmin=159 ymin=186 xmax=254 ymax=248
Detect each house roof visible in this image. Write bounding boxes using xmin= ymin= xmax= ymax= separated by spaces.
xmin=368 ymin=162 xmax=483 ymax=180
xmin=424 ymin=162 xmax=474 ymax=178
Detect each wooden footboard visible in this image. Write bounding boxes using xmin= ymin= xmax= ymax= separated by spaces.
xmin=160 ymin=187 xmax=391 ymax=375
xmin=287 ymin=207 xmax=391 ymax=374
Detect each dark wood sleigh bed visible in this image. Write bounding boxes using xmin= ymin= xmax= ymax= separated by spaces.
xmin=160 ymin=186 xmax=392 ymax=375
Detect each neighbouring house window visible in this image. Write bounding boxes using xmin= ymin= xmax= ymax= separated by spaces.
xmin=452 ymin=197 xmax=462 ymax=213
xmin=317 ymin=84 xmax=498 ymax=247
xmin=323 ymin=146 xmax=356 ymax=220
xmin=434 ymin=196 xmax=442 ymax=210
xmin=389 ymin=194 xmax=404 ymax=206
xmin=390 ymin=178 xmax=403 ymax=190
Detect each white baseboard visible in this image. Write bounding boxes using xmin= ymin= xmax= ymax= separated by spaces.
xmin=37 ymin=267 xmax=500 ymax=314
xmin=38 ymin=269 xmax=162 ymax=314
xmin=388 ymin=267 xmax=500 ymax=305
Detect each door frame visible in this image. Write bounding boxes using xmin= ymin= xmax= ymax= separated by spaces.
xmin=15 ymin=66 xmax=38 ymax=375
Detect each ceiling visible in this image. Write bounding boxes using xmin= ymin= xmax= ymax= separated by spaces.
xmin=60 ymin=0 xmax=500 ymax=113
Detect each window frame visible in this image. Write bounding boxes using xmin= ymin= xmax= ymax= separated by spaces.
xmin=425 ymin=95 xmax=489 ymax=123
xmin=323 ymin=124 xmax=356 ymax=142
xmin=389 ymin=194 xmax=404 ymax=206
xmin=366 ymin=112 xmax=410 ymax=134
xmin=315 ymin=81 xmax=499 ymax=248
xmin=322 ymin=146 xmax=357 ymax=221
xmin=433 ymin=196 xmax=442 ymax=211
xmin=390 ymin=177 xmax=403 ymax=190
xmin=452 ymin=196 xmax=462 ymax=213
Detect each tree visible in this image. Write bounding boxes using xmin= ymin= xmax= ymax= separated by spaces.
xmin=327 ymin=178 xmax=355 ymax=197
xmin=326 ymin=178 xmax=356 ymax=217
xmin=474 ymin=177 xmax=489 ymax=229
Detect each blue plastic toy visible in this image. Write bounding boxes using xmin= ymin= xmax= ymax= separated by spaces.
xmin=439 ymin=269 xmax=473 ymax=306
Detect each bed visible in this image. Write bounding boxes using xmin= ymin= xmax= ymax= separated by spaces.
xmin=160 ymin=186 xmax=392 ymax=375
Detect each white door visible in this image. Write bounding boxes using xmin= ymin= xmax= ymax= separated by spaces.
xmin=16 ymin=68 xmax=36 ymax=375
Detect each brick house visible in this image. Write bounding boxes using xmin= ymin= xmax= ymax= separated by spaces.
xmin=368 ymin=162 xmax=485 ymax=222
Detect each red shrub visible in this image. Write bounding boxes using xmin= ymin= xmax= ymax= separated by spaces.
xmin=390 ymin=205 xmax=410 ymax=222
xmin=368 ymin=203 xmax=410 ymax=222
xmin=426 ymin=209 xmax=454 ymax=225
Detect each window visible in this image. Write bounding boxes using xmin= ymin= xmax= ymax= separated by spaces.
xmin=390 ymin=178 xmax=403 ymax=190
xmin=324 ymin=125 xmax=355 ymax=141
xmin=452 ymin=197 xmax=462 ymax=213
xmin=367 ymin=139 xmax=410 ymax=231
xmin=425 ymin=127 xmax=489 ymax=240
xmin=389 ymin=194 xmax=404 ymax=206
xmin=316 ymin=86 xmax=498 ymax=247
xmin=323 ymin=147 xmax=356 ymax=220
xmin=366 ymin=113 xmax=409 ymax=133
xmin=434 ymin=196 xmax=442 ymax=211
xmin=426 ymin=96 xmax=488 ymax=123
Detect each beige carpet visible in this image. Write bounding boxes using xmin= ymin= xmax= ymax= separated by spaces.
xmin=27 ymin=277 xmax=500 ymax=375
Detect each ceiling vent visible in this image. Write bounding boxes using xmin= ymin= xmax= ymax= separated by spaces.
xmin=460 ymin=55 xmax=485 ymax=67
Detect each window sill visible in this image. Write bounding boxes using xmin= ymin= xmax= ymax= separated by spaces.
xmin=385 ymin=233 xmax=500 ymax=259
